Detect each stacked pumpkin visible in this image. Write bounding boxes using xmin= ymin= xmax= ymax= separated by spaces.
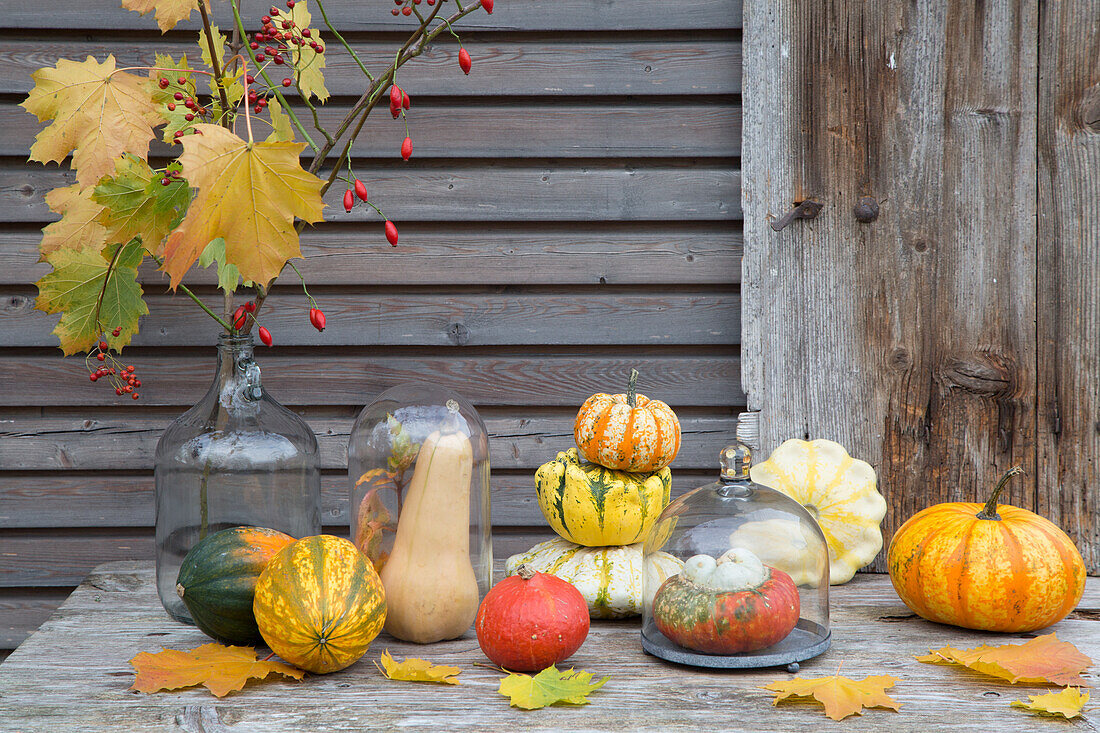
xmin=506 ymin=370 xmax=684 ymax=618
xmin=175 ymin=528 xmax=386 ymax=674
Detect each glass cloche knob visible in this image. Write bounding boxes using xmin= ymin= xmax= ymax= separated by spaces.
xmin=719 ymin=442 xmax=752 ymax=481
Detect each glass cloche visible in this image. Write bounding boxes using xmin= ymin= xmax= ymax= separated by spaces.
xmin=641 ymin=441 xmax=830 ymax=669
xmin=347 ymin=383 xmax=491 ymax=643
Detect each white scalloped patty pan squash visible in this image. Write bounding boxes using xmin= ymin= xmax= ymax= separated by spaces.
xmin=749 ymin=439 xmax=886 ymax=584
xmin=505 ymin=538 xmax=682 ymax=619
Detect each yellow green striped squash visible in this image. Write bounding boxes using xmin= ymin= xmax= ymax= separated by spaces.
xmin=535 ymin=448 xmax=672 ymax=547
xmin=749 ymin=439 xmax=887 ymax=585
xmin=253 ymin=535 xmax=386 ymax=674
xmin=506 ymin=538 xmax=682 ymax=619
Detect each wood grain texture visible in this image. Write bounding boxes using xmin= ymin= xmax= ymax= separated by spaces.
xmin=0 ymin=590 xmax=71 ymax=648
xmin=742 ymin=0 xmax=1039 ymax=571
xmin=7 ymin=289 xmax=740 ymax=347
xmin=0 ymin=101 xmax=742 ymax=159
xmin=0 ymin=410 xmax=737 ymax=472
xmin=0 ymin=470 xmax=715 ymax=529
xmin=1036 ymin=2 xmax=1100 ymax=572
xmin=0 ymin=164 xmax=742 ymax=223
xmin=0 ymin=351 xmax=743 ymax=407
xmin=0 ymin=224 xmax=744 ymax=286
xmin=0 ymin=37 xmax=742 ymax=97
xmin=1 ymin=563 xmax=1097 ymax=731
xmin=2 ymin=0 xmax=743 ymax=32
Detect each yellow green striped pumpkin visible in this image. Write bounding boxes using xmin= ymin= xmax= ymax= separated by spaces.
xmin=535 ymin=448 xmax=671 ymax=547
xmin=253 ymin=535 xmax=386 ymax=674
xmin=506 ymin=538 xmax=682 ymax=619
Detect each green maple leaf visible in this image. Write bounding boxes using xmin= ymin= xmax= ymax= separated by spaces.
xmin=93 ymin=153 xmax=190 ymax=253
xmin=35 ymin=241 xmax=149 ymax=355
xmin=289 ymin=2 xmax=329 ymax=102
xmin=198 ymin=238 xmax=253 ymax=293
xmin=497 ymin=666 xmax=609 ymax=710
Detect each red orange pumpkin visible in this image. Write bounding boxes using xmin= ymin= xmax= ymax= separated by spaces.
xmin=475 ymin=565 xmax=589 ymax=671
xmin=573 ymin=369 xmax=681 ymax=472
xmin=887 ymin=467 xmax=1086 ymax=632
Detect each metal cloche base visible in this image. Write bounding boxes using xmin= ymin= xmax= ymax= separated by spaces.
xmin=641 ymin=619 xmax=831 ymax=669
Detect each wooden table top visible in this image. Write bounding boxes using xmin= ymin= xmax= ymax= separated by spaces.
xmin=1 ymin=562 xmax=1097 ymax=731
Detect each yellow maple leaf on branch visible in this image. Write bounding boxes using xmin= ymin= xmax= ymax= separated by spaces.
xmin=21 ymin=55 xmax=163 ymax=187
xmin=376 ymin=650 xmax=462 ymax=684
xmin=762 ymin=674 xmax=901 ymax=721
xmin=917 ymin=633 xmax=1092 ymax=686
xmin=121 ymin=0 xmax=200 ymax=33
xmin=39 ymin=184 xmax=108 ymax=256
xmin=130 ymin=643 xmax=305 ymax=698
xmin=161 ymin=123 xmax=325 ymax=287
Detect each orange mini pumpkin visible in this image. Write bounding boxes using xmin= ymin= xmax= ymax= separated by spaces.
xmin=888 ymin=467 xmax=1086 ymax=633
xmin=573 ymin=369 xmax=680 ymax=472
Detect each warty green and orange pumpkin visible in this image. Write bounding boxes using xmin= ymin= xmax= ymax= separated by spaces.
xmin=573 ymin=369 xmax=681 ymax=472
xmin=253 ymin=535 xmax=386 ymax=674
xmin=887 ymin=467 xmax=1086 ymax=633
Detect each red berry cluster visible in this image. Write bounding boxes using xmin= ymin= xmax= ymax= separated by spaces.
xmin=154 ymin=71 xmax=214 ymax=143
xmin=248 ymin=2 xmax=325 ymax=113
xmin=86 ymin=334 xmax=142 ymax=400
xmin=231 ymin=300 xmax=274 ymax=347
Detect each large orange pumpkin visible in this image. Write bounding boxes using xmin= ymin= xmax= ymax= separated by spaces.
xmin=254 ymin=535 xmax=386 ymax=673
xmin=573 ymin=369 xmax=680 ymax=472
xmin=887 ymin=467 xmax=1085 ymax=632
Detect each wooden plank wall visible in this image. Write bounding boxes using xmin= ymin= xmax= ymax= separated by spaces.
xmin=0 ymin=1 xmax=745 ymax=656
xmin=742 ymin=0 xmax=1099 ymax=573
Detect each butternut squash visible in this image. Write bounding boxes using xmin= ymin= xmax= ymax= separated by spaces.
xmin=379 ymin=429 xmax=480 ymax=643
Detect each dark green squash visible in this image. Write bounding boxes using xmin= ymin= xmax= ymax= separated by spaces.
xmin=175 ymin=526 xmax=294 ymax=644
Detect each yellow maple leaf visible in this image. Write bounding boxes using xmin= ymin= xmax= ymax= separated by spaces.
xmin=289 ymin=2 xmax=329 ymax=102
xmin=161 ymin=123 xmax=325 ymax=287
xmin=121 ymin=0 xmax=199 ymax=33
xmin=762 ymin=674 xmax=901 ymax=721
xmin=130 ymin=643 xmax=304 ymax=698
xmin=22 ymin=55 xmax=163 ymax=187
xmin=1012 ymin=687 xmax=1089 ymax=719
xmin=40 ymin=184 xmax=108 ymax=256
xmin=375 ymin=650 xmax=461 ymax=684
xmin=917 ymin=633 xmax=1092 ymax=686
xmin=497 ymin=666 xmax=610 ymax=710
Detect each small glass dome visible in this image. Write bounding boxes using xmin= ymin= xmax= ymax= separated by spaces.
xmin=348 ymin=383 xmax=491 ymax=643
xmin=641 ymin=441 xmax=830 ymax=668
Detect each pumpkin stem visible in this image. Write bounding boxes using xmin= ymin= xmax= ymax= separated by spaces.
xmin=627 ymin=369 xmax=639 ymax=408
xmin=977 ymin=466 xmax=1026 ymax=521
xmin=516 ymin=564 xmax=537 ymax=580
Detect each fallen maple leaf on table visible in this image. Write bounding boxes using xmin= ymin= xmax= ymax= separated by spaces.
xmin=917 ymin=633 xmax=1092 ymax=686
xmin=497 ymin=666 xmax=609 ymax=710
xmin=130 ymin=643 xmax=304 ymax=697
xmin=376 ymin=650 xmax=462 ymax=685
xmin=762 ymin=674 xmax=901 ymax=721
xmin=1011 ymin=687 xmax=1090 ymax=719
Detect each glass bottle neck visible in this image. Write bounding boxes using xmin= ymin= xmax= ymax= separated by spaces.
xmin=211 ymin=334 xmax=263 ymax=403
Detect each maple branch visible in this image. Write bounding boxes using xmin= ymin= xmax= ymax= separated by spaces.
xmin=149 ymin=254 xmax=233 ymax=331
xmin=90 ymin=243 xmax=128 ymax=340
xmin=197 ymin=0 xmax=232 ymax=122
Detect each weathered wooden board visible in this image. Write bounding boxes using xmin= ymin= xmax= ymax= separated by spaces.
xmin=0 ymin=590 xmax=71 ymax=649
xmin=0 ymin=37 xmax=742 ymax=97
xmin=0 ymin=470 xmax=715 ymax=529
xmin=7 ymin=289 xmax=740 ymax=347
xmin=2 ymin=0 xmax=743 ymax=32
xmin=0 ymin=352 xmax=743 ymax=407
xmin=742 ymin=0 xmax=1040 ymax=571
xmin=0 ymin=164 xmax=742 ymax=223
xmin=1035 ymin=3 xmax=1100 ymax=571
xmin=0 ymin=531 xmax=558 ymax=588
xmin=0 ymin=224 xmax=744 ymax=286
xmin=0 ymin=101 xmax=742 ymax=159
xmin=0 ymin=411 xmax=737 ymax=472
xmin=0 ymin=562 xmax=1096 ymax=732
